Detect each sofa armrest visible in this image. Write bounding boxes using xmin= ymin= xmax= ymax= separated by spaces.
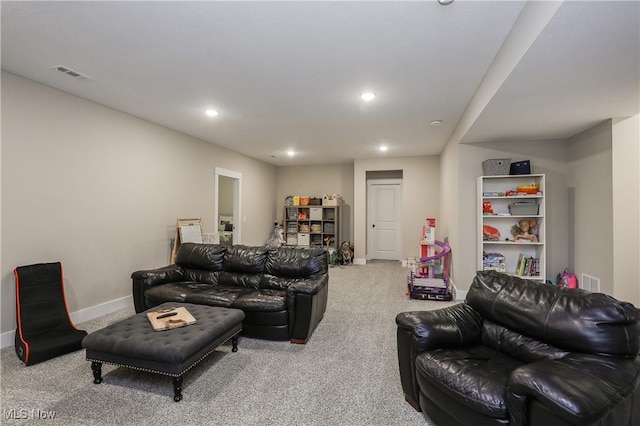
xmin=396 ymin=303 xmax=483 ymax=410
xmin=396 ymin=303 xmax=484 ymax=352
xmin=507 ymin=354 xmax=640 ymax=425
xmin=287 ymin=274 xmax=327 ymax=296
xmin=131 ymin=265 xmax=184 ymax=313
xmin=286 ymin=274 xmax=328 ymax=344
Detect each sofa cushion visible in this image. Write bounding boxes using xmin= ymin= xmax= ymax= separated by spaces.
xmin=265 ymin=246 xmax=327 ymax=277
xmin=416 ymin=345 xmax=524 ymax=419
xmin=219 ymin=271 xmax=262 ymax=290
xmin=144 ymin=282 xmax=194 ymax=304
xmin=223 ymin=245 xmax=268 ymax=274
xmin=184 ymin=285 xmax=249 ymax=308
xmin=232 ymin=289 xmax=287 ymax=312
xmin=175 ymin=243 xmax=226 ymax=271
xmin=482 ymin=320 xmax=569 ymax=363
xmin=467 ymin=270 xmax=640 ymax=357
xmin=183 ymin=268 xmax=219 ymax=285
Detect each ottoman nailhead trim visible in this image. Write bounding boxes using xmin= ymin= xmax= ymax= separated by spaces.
xmin=86 ymin=331 xmax=240 ymax=378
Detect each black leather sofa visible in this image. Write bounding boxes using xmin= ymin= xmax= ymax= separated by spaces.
xmin=396 ymin=270 xmax=640 ymax=426
xmin=132 ymin=243 xmax=328 ymax=344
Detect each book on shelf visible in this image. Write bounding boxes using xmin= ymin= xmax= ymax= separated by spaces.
xmin=516 ymin=254 xmax=540 ymax=277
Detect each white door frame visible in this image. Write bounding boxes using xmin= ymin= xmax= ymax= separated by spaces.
xmin=367 ymin=178 xmax=403 ymax=260
xmin=214 ymin=167 xmax=242 ymax=244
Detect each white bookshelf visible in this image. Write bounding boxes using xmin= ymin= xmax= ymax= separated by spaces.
xmin=477 ymin=174 xmax=546 ymax=281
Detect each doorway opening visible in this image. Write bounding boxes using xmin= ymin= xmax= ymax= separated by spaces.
xmin=214 ymin=167 xmax=242 ymax=245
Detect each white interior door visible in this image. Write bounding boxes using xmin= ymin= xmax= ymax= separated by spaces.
xmin=367 ymin=179 xmax=402 ymax=260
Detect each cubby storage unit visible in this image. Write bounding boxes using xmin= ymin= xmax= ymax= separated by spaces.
xmin=285 ymin=204 xmax=340 ymax=249
xmin=477 ymin=174 xmax=546 ymax=281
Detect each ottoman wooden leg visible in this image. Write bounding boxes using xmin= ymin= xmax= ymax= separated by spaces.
xmin=232 ymin=334 xmax=239 ymax=352
xmin=173 ymin=376 xmax=183 ymax=402
xmin=91 ymin=361 xmax=103 ymax=384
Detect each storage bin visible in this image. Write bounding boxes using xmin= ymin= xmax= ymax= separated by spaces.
xmin=310 ymin=224 xmax=322 ymax=233
xmin=310 ymin=207 xmax=323 ymax=221
xmin=300 ymin=196 xmax=310 ymax=206
xmin=287 ymin=208 xmax=298 ymax=220
xmin=309 ymin=197 xmax=322 ymax=206
xmin=286 ymin=235 xmax=297 ymax=245
xmin=299 ymin=224 xmax=310 ymax=233
xmin=509 ymin=201 xmax=538 ymax=215
xmin=509 ymin=160 xmax=531 ymax=175
xmin=324 ymin=223 xmax=335 ymax=233
xmin=298 ymin=233 xmax=310 ymax=246
xmin=482 ymin=159 xmax=511 ymax=176
xmin=322 ymin=194 xmax=342 ymax=206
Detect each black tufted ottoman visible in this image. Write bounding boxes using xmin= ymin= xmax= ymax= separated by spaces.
xmin=82 ymin=302 xmax=244 ymax=401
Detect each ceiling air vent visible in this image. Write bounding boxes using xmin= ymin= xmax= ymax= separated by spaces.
xmin=49 ymin=65 xmax=92 ymax=80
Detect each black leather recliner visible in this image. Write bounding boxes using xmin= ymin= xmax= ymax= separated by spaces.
xmin=396 ymin=270 xmax=640 ymax=426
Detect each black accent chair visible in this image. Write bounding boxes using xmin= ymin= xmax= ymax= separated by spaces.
xmin=396 ymin=270 xmax=640 ymax=426
xmin=13 ymin=262 xmax=87 ymax=366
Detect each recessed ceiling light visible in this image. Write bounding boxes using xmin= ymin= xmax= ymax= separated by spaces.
xmin=430 ymin=120 xmax=443 ymax=127
xmin=205 ymin=109 xmax=219 ymax=117
xmin=287 ymin=150 xmax=295 ymax=157
xmin=438 ymin=0 xmax=454 ymax=5
xmin=360 ymin=91 xmax=377 ymax=102
xmin=379 ymin=145 xmax=388 ymax=152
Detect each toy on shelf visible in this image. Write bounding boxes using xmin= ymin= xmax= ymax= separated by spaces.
xmin=483 ymin=225 xmax=500 ymax=241
xmin=407 ymin=218 xmax=453 ymax=301
xmin=483 ymin=200 xmax=494 ymax=215
xmin=510 ymin=219 xmax=538 ymax=242
xmin=516 ymin=183 xmax=540 ymax=195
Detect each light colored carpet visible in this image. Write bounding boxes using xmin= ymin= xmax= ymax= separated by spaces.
xmin=1 ymin=260 xmax=455 ymax=425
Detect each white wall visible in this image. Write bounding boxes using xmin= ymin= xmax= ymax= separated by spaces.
xmin=276 ymin=164 xmax=354 ymax=242
xmin=439 ymin=139 xmax=460 ymax=295
xmin=455 ymin=140 xmax=570 ymax=292
xmin=1 ymin=72 xmax=277 ymax=335
xmin=612 ymin=114 xmax=640 ymax=304
xmin=353 ymin=156 xmax=440 ymax=263
xmin=568 ymin=121 xmax=614 ymax=295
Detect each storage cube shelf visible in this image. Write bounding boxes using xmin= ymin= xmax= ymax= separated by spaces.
xmin=285 ymin=204 xmax=340 ymax=249
xmin=478 ymin=174 xmax=546 ymax=281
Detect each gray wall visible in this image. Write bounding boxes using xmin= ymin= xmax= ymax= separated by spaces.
xmin=1 ymin=71 xmax=277 ymax=336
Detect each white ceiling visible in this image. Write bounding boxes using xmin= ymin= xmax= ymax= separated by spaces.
xmin=2 ymin=1 xmax=638 ymax=166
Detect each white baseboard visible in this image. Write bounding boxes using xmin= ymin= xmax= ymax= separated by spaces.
xmin=451 ymin=280 xmax=467 ymax=301
xmin=1 ymin=296 xmax=133 ymax=349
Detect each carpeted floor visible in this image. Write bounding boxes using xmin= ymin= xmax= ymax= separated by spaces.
xmin=1 ymin=260 xmax=455 ymax=425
